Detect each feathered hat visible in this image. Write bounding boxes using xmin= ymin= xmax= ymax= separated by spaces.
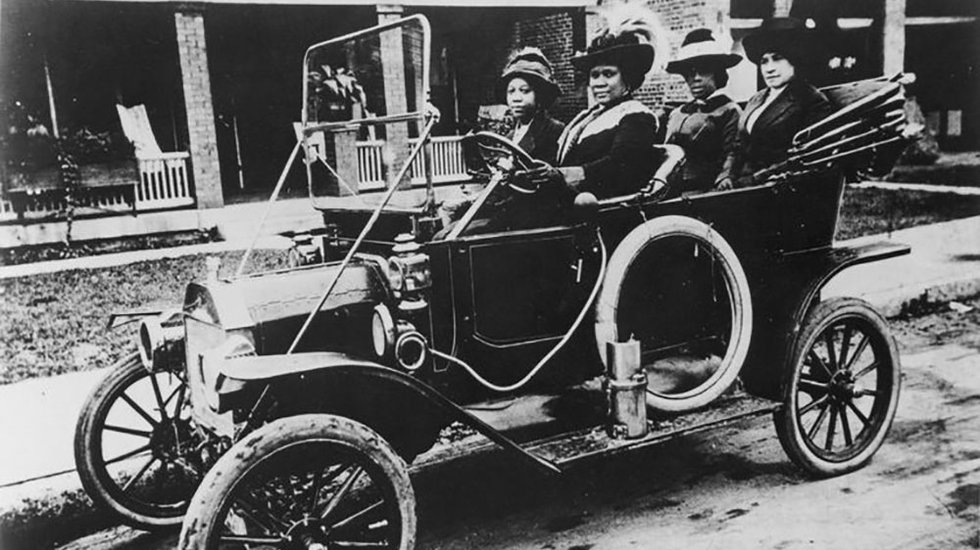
xmin=498 ymin=47 xmax=561 ymax=108
xmin=571 ymin=2 xmax=670 ymax=87
xmin=665 ymin=28 xmax=741 ymax=74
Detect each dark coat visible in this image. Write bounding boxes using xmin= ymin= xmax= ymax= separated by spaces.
xmin=556 ymin=98 xmax=659 ymax=199
xmin=506 ymin=112 xmax=565 ymax=166
xmin=665 ymin=94 xmax=742 ymax=193
xmin=735 ymin=78 xmax=832 ymax=182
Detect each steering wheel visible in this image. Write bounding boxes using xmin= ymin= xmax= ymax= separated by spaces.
xmin=461 ymin=131 xmax=542 ymax=194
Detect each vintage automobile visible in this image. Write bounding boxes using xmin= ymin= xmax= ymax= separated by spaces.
xmin=73 ymin=15 xmax=916 ymax=549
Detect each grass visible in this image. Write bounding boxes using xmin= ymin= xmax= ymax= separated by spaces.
xmin=837 ymin=186 xmax=980 ymax=240
xmin=0 ymin=250 xmax=288 ymax=385
xmin=0 ymin=186 xmax=977 ymax=385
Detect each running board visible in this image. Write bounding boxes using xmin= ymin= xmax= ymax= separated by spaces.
xmin=525 ymin=395 xmax=782 ymax=469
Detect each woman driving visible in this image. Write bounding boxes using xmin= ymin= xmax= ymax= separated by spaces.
xmin=499 ymin=47 xmax=565 ymax=165
xmin=735 ymin=17 xmax=832 ymax=186
xmin=526 ymin=3 xmax=667 ymax=200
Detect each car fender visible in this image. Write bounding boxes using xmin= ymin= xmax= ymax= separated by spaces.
xmin=216 ymin=352 xmax=560 ymax=475
xmin=740 ymin=240 xmax=910 ymax=399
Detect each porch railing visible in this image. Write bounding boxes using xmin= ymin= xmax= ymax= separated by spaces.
xmin=135 ymin=152 xmax=194 ymax=209
xmin=408 ymin=136 xmax=470 ymax=185
xmin=354 ymin=135 xmax=469 ymax=191
xmin=0 ymin=152 xmax=193 ymax=222
xmin=356 ymin=140 xmax=387 ymax=191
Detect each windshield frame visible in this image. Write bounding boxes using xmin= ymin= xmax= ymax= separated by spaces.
xmin=300 ymin=14 xmax=432 ymax=205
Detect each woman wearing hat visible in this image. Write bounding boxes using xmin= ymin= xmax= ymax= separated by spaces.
xmin=525 ymin=4 xmax=666 ymax=200
xmin=499 ymin=47 xmax=566 ymax=165
xmin=665 ymin=28 xmax=743 ymax=193
xmin=735 ymin=16 xmax=832 ymax=185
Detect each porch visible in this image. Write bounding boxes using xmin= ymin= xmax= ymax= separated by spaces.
xmin=0 ymin=135 xmax=471 ymax=247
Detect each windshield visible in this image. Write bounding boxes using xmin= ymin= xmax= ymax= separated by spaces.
xmin=300 ymin=16 xmax=430 ymax=207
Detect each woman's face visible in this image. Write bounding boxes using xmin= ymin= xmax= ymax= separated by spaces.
xmin=506 ymin=77 xmax=538 ymax=122
xmin=681 ymin=64 xmax=718 ymax=100
xmin=589 ymin=64 xmax=629 ymax=105
xmin=760 ymin=52 xmax=796 ymax=89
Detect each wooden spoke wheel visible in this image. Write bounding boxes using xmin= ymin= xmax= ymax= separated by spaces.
xmin=74 ymin=353 xmax=201 ymax=529
xmin=179 ymin=414 xmax=416 ymax=550
xmin=775 ymin=297 xmax=901 ymax=477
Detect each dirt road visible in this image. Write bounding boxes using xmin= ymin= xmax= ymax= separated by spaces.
xmin=60 ymin=302 xmax=980 ymax=550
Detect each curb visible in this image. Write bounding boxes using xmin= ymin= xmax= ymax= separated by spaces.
xmin=852 ymin=274 xmax=980 ymax=319
xmin=0 ymin=235 xmax=293 ymax=280
xmin=0 ymin=435 xmax=500 ymax=550
xmin=0 ymin=472 xmax=112 ymax=550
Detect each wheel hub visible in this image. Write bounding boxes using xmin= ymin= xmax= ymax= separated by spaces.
xmin=285 ymin=517 xmax=331 ymax=550
xmin=828 ymin=370 xmax=857 ymax=401
xmin=149 ymin=417 xmax=193 ymax=460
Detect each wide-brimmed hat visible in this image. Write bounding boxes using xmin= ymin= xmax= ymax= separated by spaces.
xmin=499 ymin=47 xmax=561 ymax=108
xmin=570 ymin=3 xmax=667 ymax=87
xmin=665 ymin=28 xmax=741 ymax=74
xmin=742 ymin=17 xmax=817 ymax=65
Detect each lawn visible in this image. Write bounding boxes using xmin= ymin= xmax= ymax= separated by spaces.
xmin=0 ymin=250 xmax=288 ymax=384
xmin=0 ymin=186 xmax=977 ymax=385
xmin=837 ymin=186 xmax=980 ymax=240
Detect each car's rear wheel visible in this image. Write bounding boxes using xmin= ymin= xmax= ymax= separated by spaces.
xmin=74 ymin=353 xmax=201 ymax=530
xmin=775 ymin=297 xmax=901 ymax=477
xmin=179 ymin=414 xmax=416 ymax=550
xmin=596 ymin=215 xmax=752 ymax=412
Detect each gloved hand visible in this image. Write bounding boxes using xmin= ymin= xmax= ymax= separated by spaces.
xmin=510 ymin=160 xmax=565 ymax=193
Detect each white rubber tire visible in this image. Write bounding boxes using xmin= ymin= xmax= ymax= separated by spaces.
xmin=595 ymin=215 xmax=753 ymax=412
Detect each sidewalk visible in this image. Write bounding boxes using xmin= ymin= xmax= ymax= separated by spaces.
xmin=824 ymin=215 xmax=980 ymax=316
xmin=1 ymin=215 xmax=979 ymax=549
xmin=0 ymin=195 xmax=323 ymax=249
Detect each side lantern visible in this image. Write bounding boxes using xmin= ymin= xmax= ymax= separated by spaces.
xmin=387 ymin=233 xmax=431 ymax=312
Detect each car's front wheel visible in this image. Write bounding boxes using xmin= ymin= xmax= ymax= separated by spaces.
xmin=179 ymin=414 xmax=416 ymax=550
xmin=74 ymin=353 xmax=201 ymax=530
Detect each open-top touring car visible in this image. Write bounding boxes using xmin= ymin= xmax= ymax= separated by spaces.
xmin=73 ymin=15 xmax=916 ymax=549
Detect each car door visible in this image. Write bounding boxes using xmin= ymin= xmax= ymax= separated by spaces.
xmin=448 ymin=224 xmax=602 ymax=389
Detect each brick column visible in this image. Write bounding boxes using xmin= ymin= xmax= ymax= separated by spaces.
xmin=175 ymin=6 xmax=223 ymax=209
xmin=880 ymin=0 xmax=906 ymax=75
xmin=377 ymin=4 xmax=411 ymax=184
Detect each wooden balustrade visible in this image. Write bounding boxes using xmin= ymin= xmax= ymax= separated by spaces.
xmin=0 ymin=152 xmax=194 ymax=222
xmin=354 ymin=136 xmax=470 ymax=191
xmin=135 ymin=152 xmax=194 ymax=210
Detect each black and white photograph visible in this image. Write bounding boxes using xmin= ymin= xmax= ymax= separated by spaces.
xmin=0 ymin=0 xmax=978 ymax=548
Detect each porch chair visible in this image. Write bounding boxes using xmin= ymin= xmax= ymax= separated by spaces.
xmin=116 ymin=104 xmax=194 ymax=209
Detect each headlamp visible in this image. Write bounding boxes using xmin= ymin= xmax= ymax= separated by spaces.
xmin=371 ymin=304 xmax=396 ymax=358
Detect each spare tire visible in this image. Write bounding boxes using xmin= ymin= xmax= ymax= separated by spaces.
xmin=595 ymin=215 xmax=753 ymax=412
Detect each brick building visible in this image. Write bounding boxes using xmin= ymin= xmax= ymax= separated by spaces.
xmin=1 ymin=0 xmax=976 ymax=213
